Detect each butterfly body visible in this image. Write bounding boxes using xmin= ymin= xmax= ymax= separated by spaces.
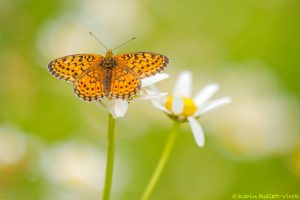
xmin=48 ymin=50 xmax=169 ymax=101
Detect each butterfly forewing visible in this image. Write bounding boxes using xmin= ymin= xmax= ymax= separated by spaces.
xmin=48 ymin=54 xmax=103 ymax=82
xmin=115 ymin=52 xmax=169 ymax=79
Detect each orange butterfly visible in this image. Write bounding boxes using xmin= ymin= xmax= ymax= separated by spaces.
xmin=48 ymin=43 xmax=169 ymax=101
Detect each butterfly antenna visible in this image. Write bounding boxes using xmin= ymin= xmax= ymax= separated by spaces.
xmin=89 ymin=32 xmax=109 ymax=51
xmin=112 ymin=37 xmax=136 ymax=51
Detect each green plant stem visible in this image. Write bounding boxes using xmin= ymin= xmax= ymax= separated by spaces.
xmin=141 ymin=121 xmax=180 ymax=200
xmin=102 ymin=114 xmax=116 ymax=200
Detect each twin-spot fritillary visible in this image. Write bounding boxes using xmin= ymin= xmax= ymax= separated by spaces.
xmin=48 ymin=50 xmax=169 ymax=101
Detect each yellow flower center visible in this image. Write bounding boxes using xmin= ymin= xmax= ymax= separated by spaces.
xmin=165 ymin=96 xmax=198 ymax=116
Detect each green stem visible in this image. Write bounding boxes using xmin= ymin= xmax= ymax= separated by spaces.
xmin=141 ymin=121 xmax=180 ymax=200
xmin=102 ymin=114 xmax=116 ymax=200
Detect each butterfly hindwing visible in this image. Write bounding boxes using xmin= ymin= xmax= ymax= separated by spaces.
xmin=73 ymin=67 xmax=107 ymax=101
xmin=108 ymin=64 xmax=141 ymax=99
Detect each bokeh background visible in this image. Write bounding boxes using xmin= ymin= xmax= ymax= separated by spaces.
xmin=0 ymin=0 xmax=300 ymax=199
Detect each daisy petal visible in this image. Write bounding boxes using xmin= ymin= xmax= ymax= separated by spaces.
xmin=173 ymin=71 xmax=192 ymax=98
xmin=113 ymin=99 xmax=128 ymax=118
xmin=188 ymin=117 xmax=205 ymax=147
xmin=141 ymin=73 xmax=169 ymax=88
xmin=151 ymin=100 xmax=171 ymax=114
xmin=135 ymin=92 xmax=168 ymax=101
xmin=146 ymin=85 xmax=161 ymax=94
xmin=194 ymin=84 xmax=219 ymax=106
xmin=195 ymin=97 xmax=231 ymax=116
xmin=172 ymin=96 xmax=184 ymax=115
xmin=145 ymin=87 xmax=166 ymax=104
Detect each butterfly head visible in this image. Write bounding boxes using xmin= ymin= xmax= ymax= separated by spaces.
xmin=105 ymin=49 xmax=114 ymax=58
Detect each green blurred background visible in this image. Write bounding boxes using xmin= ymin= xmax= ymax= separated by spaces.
xmin=0 ymin=0 xmax=300 ymax=199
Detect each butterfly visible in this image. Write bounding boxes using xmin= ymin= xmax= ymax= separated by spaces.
xmin=48 ymin=50 xmax=169 ymax=101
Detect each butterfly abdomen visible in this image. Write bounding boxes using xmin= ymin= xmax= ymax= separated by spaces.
xmin=104 ymin=69 xmax=112 ymax=93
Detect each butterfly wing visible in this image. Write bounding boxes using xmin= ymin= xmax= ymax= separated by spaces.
xmin=48 ymin=54 xmax=103 ymax=82
xmin=73 ymin=67 xmax=107 ymax=101
xmin=114 ymin=52 xmax=169 ymax=79
xmin=108 ymin=64 xmax=141 ymax=100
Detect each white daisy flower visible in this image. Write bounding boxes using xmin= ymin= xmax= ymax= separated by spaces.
xmin=97 ymin=73 xmax=169 ymax=118
xmin=151 ymin=71 xmax=231 ymax=147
